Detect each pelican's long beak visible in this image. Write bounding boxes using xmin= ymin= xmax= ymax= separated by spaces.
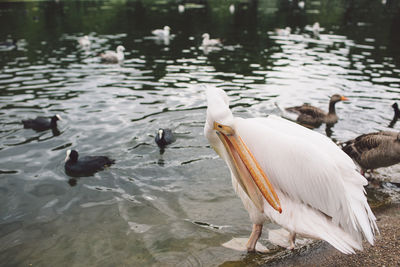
xmin=214 ymin=122 xmax=282 ymax=214
xmin=341 ymin=96 xmax=349 ymax=101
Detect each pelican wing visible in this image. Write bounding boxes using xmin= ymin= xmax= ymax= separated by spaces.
xmin=234 ymin=115 xmax=377 ymax=244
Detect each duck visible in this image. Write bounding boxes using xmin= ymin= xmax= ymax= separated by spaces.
xmin=304 ymin=22 xmax=324 ymax=39
xmin=155 ymin=128 xmax=176 ymax=148
xmin=201 ymin=33 xmax=222 ymax=47
xmin=388 ymin=102 xmax=400 ymax=128
xmin=285 ymin=94 xmax=348 ymax=128
xmin=275 ymin=27 xmax=291 ymax=37
xmin=100 ymin=45 xmax=125 ymax=63
xmin=78 ymin=35 xmax=91 ymax=48
xmin=342 ymin=131 xmax=400 ymax=175
xmin=22 ymin=115 xmax=61 ymax=131
xmin=229 ymin=4 xmax=235 ymax=14
xmin=152 ymin=26 xmax=171 ymax=39
xmin=64 ymin=149 xmax=115 ymax=177
xmin=0 ymin=38 xmax=17 ymax=51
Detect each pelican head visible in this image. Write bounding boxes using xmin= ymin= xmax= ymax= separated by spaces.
xmin=202 ymin=33 xmax=210 ymax=40
xmin=205 ymin=86 xmax=282 ymax=214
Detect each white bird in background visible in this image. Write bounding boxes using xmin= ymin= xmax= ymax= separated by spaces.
xmin=201 ymin=33 xmax=222 ymax=47
xmin=100 ymin=45 xmax=125 ymax=63
xmin=152 ymin=26 xmax=171 ymax=39
xmin=229 ymin=4 xmax=235 ymax=14
xmin=78 ymin=35 xmax=91 ymax=48
xmin=312 ymin=22 xmax=321 ymax=38
xmin=275 ymin=27 xmax=291 ymax=37
xmin=178 ymin=4 xmax=185 ymax=13
xmin=204 ymin=86 xmax=378 ymax=253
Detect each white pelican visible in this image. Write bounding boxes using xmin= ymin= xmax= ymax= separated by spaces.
xmin=204 ymin=86 xmax=378 ymax=253
xmin=100 ymin=45 xmax=125 ymax=63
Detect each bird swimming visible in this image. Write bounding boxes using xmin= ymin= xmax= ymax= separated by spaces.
xmin=275 ymin=27 xmax=291 ymax=37
xmin=229 ymin=4 xmax=235 ymax=14
xmin=342 ymin=131 xmax=400 ymax=176
xmin=152 ymin=26 xmax=171 ymax=39
xmin=0 ymin=38 xmax=17 ymax=51
xmin=204 ymin=85 xmax=377 ymax=254
xmin=100 ymin=45 xmax=125 ymax=63
xmin=305 ymin=22 xmax=323 ymax=39
xmin=285 ymin=94 xmax=348 ymax=128
xmin=22 ymin=115 xmax=61 ymax=132
xmin=64 ymin=149 xmax=115 ymax=177
xmin=78 ymin=35 xmax=91 ymax=48
xmin=201 ymin=33 xmax=222 ymax=47
xmin=155 ymin=128 xmax=175 ymax=148
xmin=388 ymin=102 xmax=400 ymax=128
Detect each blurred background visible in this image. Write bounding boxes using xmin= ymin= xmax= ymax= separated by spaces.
xmin=0 ymin=0 xmax=399 ymax=266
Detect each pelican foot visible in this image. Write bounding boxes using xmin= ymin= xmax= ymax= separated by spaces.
xmin=222 ymin=238 xmax=269 ymax=252
xmin=288 ymin=232 xmax=296 ymax=250
xmin=246 ymin=224 xmax=263 ymax=252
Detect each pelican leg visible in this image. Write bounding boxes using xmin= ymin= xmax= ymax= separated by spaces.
xmin=246 ymin=224 xmax=263 ymax=252
xmin=288 ymin=232 xmax=296 ymax=249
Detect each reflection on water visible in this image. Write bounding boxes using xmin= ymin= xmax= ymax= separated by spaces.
xmin=0 ymin=0 xmax=400 ymax=266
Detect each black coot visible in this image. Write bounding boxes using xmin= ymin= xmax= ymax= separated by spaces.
xmin=64 ymin=149 xmax=115 ymax=177
xmin=22 ymin=114 xmax=61 ymax=131
xmin=155 ymin=128 xmax=176 ymax=148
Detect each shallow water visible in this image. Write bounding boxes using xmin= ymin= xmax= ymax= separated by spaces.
xmin=0 ymin=0 xmax=400 ymax=266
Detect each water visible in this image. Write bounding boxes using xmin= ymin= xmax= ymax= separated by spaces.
xmin=0 ymin=0 xmax=400 ymax=266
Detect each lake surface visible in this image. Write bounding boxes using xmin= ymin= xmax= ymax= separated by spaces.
xmin=1 ymin=0 xmax=400 ymax=266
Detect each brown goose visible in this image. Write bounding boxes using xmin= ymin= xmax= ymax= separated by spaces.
xmin=285 ymin=94 xmax=348 ymax=128
xmin=388 ymin=102 xmax=400 ymax=128
xmin=342 ymin=131 xmax=400 ymax=175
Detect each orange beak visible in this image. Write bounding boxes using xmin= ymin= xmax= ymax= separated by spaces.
xmin=214 ymin=122 xmax=282 ymax=214
xmin=341 ymin=96 xmax=349 ymax=101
